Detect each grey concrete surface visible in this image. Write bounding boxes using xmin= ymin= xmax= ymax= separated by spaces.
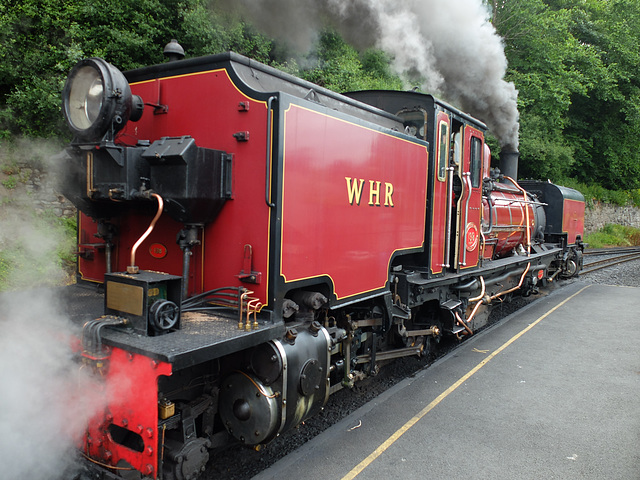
xmin=254 ymin=282 xmax=640 ymax=480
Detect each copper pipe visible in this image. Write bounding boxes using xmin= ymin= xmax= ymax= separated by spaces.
xmin=239 ymin=289 xmax=253 ymax=329
xmin=252 ymin=305 xmax=261 ymax=330
xmin=465 ymin=276 xmax=487 ymax=325
xmin=235 ymin=370 xmax=279 ymax=399
xmin=490 ymin=262 xmax=531 ymax=301
xmin=467 ymin=297 xmax=485 ymax=324
xmin=127 ymin=193 xmax=163 ymax=274
xmin=468 ymin=276 xmax=485 ymax=302
xmin=455 ymin=311 xmax=474 ymax=336
xmin=246 ymin=298 xmax=261 ymax=331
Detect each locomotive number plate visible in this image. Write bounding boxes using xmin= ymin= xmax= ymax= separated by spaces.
xmin=106 ymin=281 xmax=144 ymax=316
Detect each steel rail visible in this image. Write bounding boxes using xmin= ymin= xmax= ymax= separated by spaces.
xmin=581 ymin=253 xmax=640 ymax=275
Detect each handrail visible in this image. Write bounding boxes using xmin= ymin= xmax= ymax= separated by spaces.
xmin=265 ymin=96 xmax=277 ymax=208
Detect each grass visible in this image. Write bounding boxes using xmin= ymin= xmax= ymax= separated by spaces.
xmin=584 ymin=224 xmax=640 ymax=248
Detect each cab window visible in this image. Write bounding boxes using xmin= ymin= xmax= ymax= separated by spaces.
xmin=437 ymin=121 xmax=449 ymax=181
xmin=470 ymin=136 xmax=482 ymax=188
xmin=398 ymin=109 xmax=427 ymax=141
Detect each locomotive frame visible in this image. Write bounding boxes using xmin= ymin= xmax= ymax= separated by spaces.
xmin=57 ymin=49 xmax=584 ymax=480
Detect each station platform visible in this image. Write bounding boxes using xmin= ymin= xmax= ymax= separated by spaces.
xmin=254 ymin=282 xmax=640 ymax=479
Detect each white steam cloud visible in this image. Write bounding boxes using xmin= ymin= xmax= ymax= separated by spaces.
xmin=218 ymin=0 xmax=519 ymax=148
xmin=0 ymin=140 xmax=105 ymax=479
xmin=0 ymin=291 xmax=106 ymax=480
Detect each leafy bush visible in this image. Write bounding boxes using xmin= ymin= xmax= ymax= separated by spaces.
xmin=585 ymin=224 xmax=640 ymax=248
xmin=1 ymin=176 xmax=17 ymax=189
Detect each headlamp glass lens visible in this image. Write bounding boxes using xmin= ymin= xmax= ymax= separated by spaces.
xmin=68 ymin=66 xmax=104 ymax=130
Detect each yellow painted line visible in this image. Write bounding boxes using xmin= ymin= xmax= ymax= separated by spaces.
xmin=342 ymin=284 xmax=591 ymax=480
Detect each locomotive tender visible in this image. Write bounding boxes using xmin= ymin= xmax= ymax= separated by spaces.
xmin=58 ymin=44 xmax=585 ymax=479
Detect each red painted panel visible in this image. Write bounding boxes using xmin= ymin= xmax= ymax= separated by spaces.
xmin=77 ymin=69 xmax=272 ymax=304
xmin=280 ymin=104 xmax=428 ymax=300
xmin=83 ymin=347 xmax=172 ymax=478
xmin=429 ymin=112 xmax=450 ymax=275
xmin=562 ymin=198 xmax=585 ymax=244
xmin=126 ymin=70 xmax=271 ymax=304
xmin=457 ymin=126 xmax=484 ymax=269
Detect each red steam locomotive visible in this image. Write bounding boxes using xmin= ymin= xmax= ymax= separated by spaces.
xmin=58 ymin=43 xmax=584 ymax=479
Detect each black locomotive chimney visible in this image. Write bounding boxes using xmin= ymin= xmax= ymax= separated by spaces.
xmin=499 ymin=145 xmax=519 ymax=180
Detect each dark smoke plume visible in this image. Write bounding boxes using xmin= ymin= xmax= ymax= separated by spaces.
xmin=217 ymin=0 xmax=519 ymax=148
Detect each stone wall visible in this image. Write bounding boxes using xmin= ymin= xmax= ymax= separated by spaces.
xmin=24 ymin=167 xmax=76 ymax=217
xmin=584 ymin=203 xmax=640 ymax=235
xmin=0 ymin=165 xmax=76 ymax=217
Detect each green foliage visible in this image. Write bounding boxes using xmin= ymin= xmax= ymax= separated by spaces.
xmin=491 ymin=0 xmax=640 ymax=191
xmin=556 ymin=176 xmax=640 ymax=208
xmin=493 ymin=1 xmax=594 ymax=182
xmin=517 ymin=114 xmax=575 ymax=180
xmin=0 ymin=0 xmax=278 ymax=138
xmin=1 ymin=176 xmax=17 ymax=189
xmin=585 ymin=224 xmax=640 ymax=248
xmin=297 ymin=31 xmax=403 ymax=92
xmin=561 ymin=0 xmax=640 ymax=190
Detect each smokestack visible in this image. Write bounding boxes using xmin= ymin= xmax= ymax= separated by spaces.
xmin=499 ymin=146 xmax=519 ymax=180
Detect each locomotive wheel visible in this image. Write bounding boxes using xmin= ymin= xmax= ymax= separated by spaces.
xmin=565 ymin=258 xmax=578 ymax=277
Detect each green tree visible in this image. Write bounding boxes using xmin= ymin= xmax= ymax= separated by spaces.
xmin=296 ymin=30 xmax=402 ymax=93
xmin=561 ymin=0 xmax=640 ymax=189
xmin=491 ymin=0 xmax=600 ymax=180
xmin=491 ymin=0 xmax=640 ymax=190
xmin=0 ymin=0 xmax=275 ymax=138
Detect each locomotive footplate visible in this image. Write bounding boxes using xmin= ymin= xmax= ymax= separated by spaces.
xmin=399 ymin=246 xmax=564 ymax=308
xmin=98 ymin=310 xmax=284 ymax=369
xmin=60 ymin=283 xmax=284 ymax=369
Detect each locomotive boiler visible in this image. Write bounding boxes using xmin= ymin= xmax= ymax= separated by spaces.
xmin=56 ymin=44 xmax=584 ymax=480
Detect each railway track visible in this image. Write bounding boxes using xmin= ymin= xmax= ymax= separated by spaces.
xmin=581 ymin=246 xmax=640 ymax=275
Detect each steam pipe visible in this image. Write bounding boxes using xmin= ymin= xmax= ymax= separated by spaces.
xmin=128 ymin=193 xmax=163 ymax=274
xmin=468 ymin=276 xmax=486 ymax=303
xmin=182 ymin=248 xmax=192 ymax=298
xmin=466 ymin=299 xmax=484 ymax=325
xmin=177 ymin=225 xmax=202 ymax=300
xmin=105 ymin=242 xmax=112 ymax=274
xmin=455 ymin=311 xmax=474 ymax=336
xmin=490 ymin=262 xmax=531 ymax=301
